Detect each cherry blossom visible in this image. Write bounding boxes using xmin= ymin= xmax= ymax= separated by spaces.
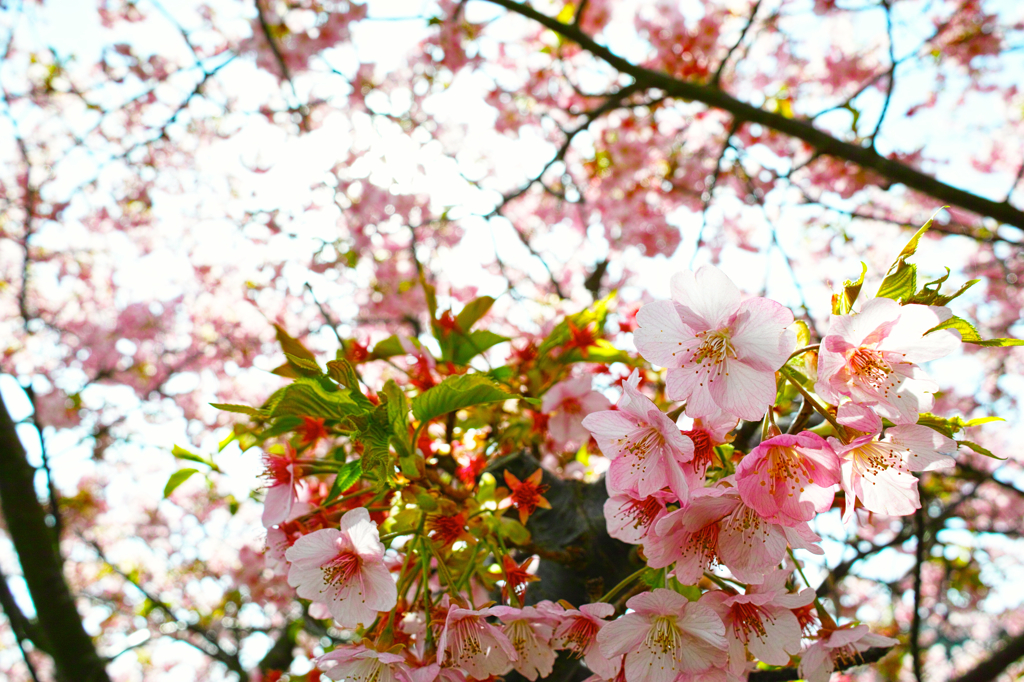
xmin=317 ymin=645 xmax=412 ymax=682
xmin=492 ymin=604 xmax=560 ymax=681
xmin=604 ymin=490 xmax=674 ymax=545
xmin=816 ymin=297 xmax=961 ymax=424
xmin=634 ymin=265 xmax=795 ymax=421
xmin=284 ymin=508 xmax=397 ymax=628
xmin=261 ymin=449 xmax=310 ymax=529
xmin=542 ymin=376 xmax=613 ymax=450
xmin=830 ymin=405 xmax=958 ymax=519
xmin=798 ymin=624 xmax=899 ymax=682
xmin=597 ymin=588 xmax=727 ymax=682
xmin=436 ymin=603 xmax=518 ymax=679
xmin=700 ymin=568 xmax=814 ymax=674
xmin=582 ymin=370 xmax=694 ymax=501
xmin=735 ymin=432 xmax=841 ymax=526
xmin=553 ymin=602 xmax=620 ymax=680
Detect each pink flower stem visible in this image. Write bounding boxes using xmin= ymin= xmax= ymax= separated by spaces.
xmin=780 ymin=366 xmax=845 ymax=437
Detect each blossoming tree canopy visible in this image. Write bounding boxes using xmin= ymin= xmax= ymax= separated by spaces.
xmin=2 ymin=0 xmax=1024 ymax=681
xmin=175 ymin=221 xmax=1015 ymax=682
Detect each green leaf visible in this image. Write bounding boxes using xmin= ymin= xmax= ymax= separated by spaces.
xmin=876 ymin=261 xmax=918 ymax=303
xmin=171 ymin=445 xmax=213 ymax=468
xmin=327 ymin=357 xmax=361 ymax=389
xmin=412 ymin=374 xmax=523 ymax=424
xmin=325 ymin=460 xmax=364 ymax=504
xmin=498 ymin=516 xmax=531 ymax=545
xmin=372 ymin=335 xmax=412 ymax=360
xmin=452 ymin=330 xmax=510 ymax=366
xmin=832 ymin=262 xmax=867 ymax=315
xmin=383 ymin=379 xmax=411 ymax=458
xmin=487 ymin=366 xmax=514 ymax=382
xmin=267 ymin=377 xmax=363 ymax=420
xmin=273 ymin=324 xmax=320 ymax=377
xmin=210 ymin=403 xmax=265 ymax=418
xmin=917 ymin=413 xmax=1004 ymax=438
xmin=274 ymin=323 xmax=316 ymax=361
xmin=875 ymin=215 xmax=939 ymax=303
xmin=957 ymin=440 xmax=1006 ymax=460
xmin=926 ymin=316 xmax=1024 ymax=346
xmin=285 ymin=352 xmax=322 ymax=375
xmin=350 ymin=404 xmax=394 ymax=485
xmin=164 ymin=468 xmax=199 ymax=497
xmin=455 ymin=296 xmax=495 ymax=332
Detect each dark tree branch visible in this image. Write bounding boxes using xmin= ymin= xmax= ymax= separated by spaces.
xmin=911 ymin=506 xmax=925 ymax=682
xmin=870 ymin=0 xmax=897 ymax=147
xmin=711 ymin=0 xmax=761 ymax=87
xmin=0 ymin=565 xmax=44 ymax=682
xmin=748 ymin=646 xmax=895 ymax=682
xmin=949 ymin=630 xmax=1024 ymax=682
xmin=255 ymin=0 xmax=293 ymax=84
xmin=0 ymin=393 xmax=111 ymax=682
xmin=482 ymin=0 xmax=1024 ymax=231
xmin=83 ymin=537 xmax=249 ymax=681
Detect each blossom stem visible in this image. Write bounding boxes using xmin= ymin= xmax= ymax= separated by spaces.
xmin=425 ymin=534 xmax=458 ymax=591
xmin=599 ymin=566 xmax=649 ymax=604
xmin=786 ymin=344 xmax=820 ymax=362
xmin=703 ymin=571 xmax=737 ymax=593
xmin=788 ymin=548 xmax=837 ymax=628
xmin=779 ymin=366 xmax=844 ymax=436
xmin=454 ymin=541 xmax=484 ymax=593
xmin=379 ymin=529 xmax=418 ymax=542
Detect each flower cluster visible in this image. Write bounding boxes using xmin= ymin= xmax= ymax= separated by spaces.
xmin=239 ymin=237 xmax=999 ymax=682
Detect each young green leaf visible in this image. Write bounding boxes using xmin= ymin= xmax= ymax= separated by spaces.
xmin=832 ymin=262 xmax=867 ymax=315
xmin=210 ymin=403 xmax=266 ymax=418
xmin=164 ymin=468 xmax=199 ymax=497
xmin=957 ymin=440 xmax=1006 ymax=460
xmin=455 ymin=296 xmax=495 ymax=332
xmin=411 ymin=374 xmax=523 ymax=424
xmin=926 ymin=316 xmax=1024 ymax=346
xmin=324 ymin=460 xmax=364 ymax=504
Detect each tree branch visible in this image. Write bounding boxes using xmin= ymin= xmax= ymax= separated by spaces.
xmin=949 ymin=630 xmax=1024 ymax=682
xmin=0 ymin=393 xmax=111 ymax=682
xmin=482 ymin=0 xmax=1024 ymax=231
xmin=748 ymin=646 xmax=895 ymax=682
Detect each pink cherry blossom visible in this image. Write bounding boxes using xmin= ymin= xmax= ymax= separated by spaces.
xmin=582 ymin=370 xmax=694 ymax=501
xmin=284 ymin=507 xmax=397 ymax=628
xmin=798 ymin=624 xmax=899 ymax=682
xmin=830 ymin=419 xmax=957 ymax=520
xmin=677 ymin=408 xmax=738 ymax=485
xmin=634 ymin=265 xmax=795 ymax=421
xmin=492 ymin=604 xmax=560 ymax=681
xmin=597 ymin=588 xmax=727 ymax=682
xmin=735 ymin=432 xmax=841 ymax=526
xmin=700 ymin=568 xmax=814 ymax=674
xmin=317 ymin=645 xmax=412 ymax=682
xmin=604 ymin=490 xmax=674 ymax=545
xmin=542 ymin=376 xmax=613 ymax=450
xmin=553 ymin=602 xmax=619 ymax=679
xmin=645 ymin=488 xmax=736 ymax=583
xmin=712 ymin=485 xmax=824 ymax=585
xmin=436 ymin=603 xmax=517 ymax=679
xmin=816 ymin=297 xmax=961 ymax=424
xmin=261 ymin=449 xmax=311 ymax=528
